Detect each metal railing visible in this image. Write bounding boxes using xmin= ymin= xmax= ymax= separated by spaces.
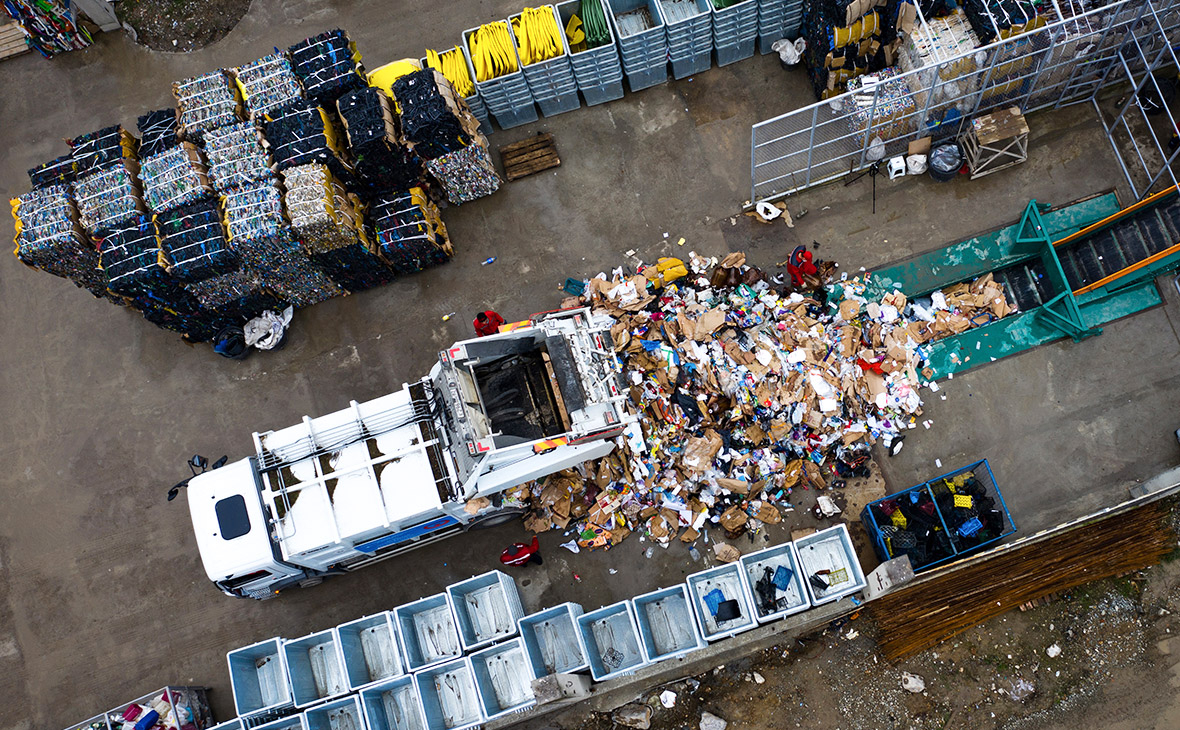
xmin=750 ymin=0 xmax=1180 ymax=204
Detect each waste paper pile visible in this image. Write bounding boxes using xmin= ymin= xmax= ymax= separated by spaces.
xmin=508 ymin=250 xmax=1013 ymax=550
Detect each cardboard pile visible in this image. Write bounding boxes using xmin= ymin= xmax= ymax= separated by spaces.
xmin=508 ymin=251 xmax=1012 ymax=550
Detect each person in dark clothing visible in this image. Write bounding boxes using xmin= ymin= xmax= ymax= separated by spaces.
xmin=474 ymin=310 xmax=506 ymax=337
xmin=500 ymin=536 xmax=542 ymax=566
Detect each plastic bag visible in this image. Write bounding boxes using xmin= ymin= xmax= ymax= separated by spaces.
xmin=906 ymin=154 xmax=928 ymax=174
xmin=772 ymin=37 xmax=807 ymax=65
xmin=244 ymin=306 xmax=294 ymax=350
xmin=867 ymin=136 xmax=886 ymax=161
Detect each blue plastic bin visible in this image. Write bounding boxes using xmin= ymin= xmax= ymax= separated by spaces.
xmin=228 ymin=638 xmax=294 ymax=718
xmin=795 ymin=524 xmax=868 ymax=605
xmin=338 ymin=612 xmax=404 ymax=692
xmin=576 ymin=601 xmax=648 ymax=681
xmin=632 ymin=585 xmax=706 ymax=662
xmin=510 ymin=6 xmax=582 ymax=116
xmin=446 ymin=570 xmax=524 ymax=652
xmin=555 ymin=0 xmax=626 ymax=105
xmin=739 ymin=541 xmax=811 ymax=623
xmin=469 ymin=638 xmax=537 ymax=720
xmin=282 ymin=630 xmax=349 ymax=708
xmin=686 ymin=562 xmax=757 ymax=640
xmin=662 ymin=0 xmax=714 ymax=78
xmin=304 ymin=696 xmax=364 ymax=730
xmin=250 ymin=715 xmax=307 ymax=730
xmin=607 ymin=0 xmax=669 ymax=90
xmin=518 ymin=602 xmax=588 ymax=677
xmin=393 ymin=593 xmax=462 ymax=673
xmin=414 ymin=658 xmax=484 ymax=730
xmin=360 ymin=676 xmax=426 ymax=730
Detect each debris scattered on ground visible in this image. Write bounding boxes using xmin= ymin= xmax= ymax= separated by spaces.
xmin=1047 ymin=643 xmax=1062 ymax=658
xmin=613 ymin=703 xmax=652 ymax=729
xmin=1004 ymin=677 xmax=1036 ymax=702
xmin=752 ymin=671 xmax=765 ymax=684
xmin=116 ymin=0 xmax=251 ymax=52
xmin=901 ymin=671 xmax=926 ymax=693
xmin=699 ymin=711 xmax=728 ymax=730
xmin=659 ymin=690 xmax=677 ymax=708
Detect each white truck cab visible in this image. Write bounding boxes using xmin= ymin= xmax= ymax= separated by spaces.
xmin=187 ymin=308 xmax=633 ymax=598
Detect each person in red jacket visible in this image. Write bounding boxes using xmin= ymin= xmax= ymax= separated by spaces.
xmin=474 ymin=310 xmax=506 ymax=337
xmin=500 ymin=536 xmax=543 ymax=566
xmin=787 ymin=245 xmax=818 ymax=287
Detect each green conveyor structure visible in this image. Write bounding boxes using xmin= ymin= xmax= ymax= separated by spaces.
xmin=866 ymin=186 xmax=1180 ymax=380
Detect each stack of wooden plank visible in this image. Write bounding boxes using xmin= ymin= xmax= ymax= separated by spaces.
xmin=0 ymin=21 xmax=31 ymax=61
xmin=499 ymin=133 xmax=560 ymax=181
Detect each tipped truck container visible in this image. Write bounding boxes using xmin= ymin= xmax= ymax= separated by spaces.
xmin=686 ymin=562 xmax=757 ymax=640
xmin=739 ymin=541 xmax=810 ymax=623
xmin=576 ymin=601 xmax=648 ymax=681
xmin=518 ymin=602 xmax=588 ymax=676
xmin=394 ymin=593 xmax=462 ymax=672
xmin=795 ymin=524 xmax=867 ymax=605
xmin=446 ymin=570 xmax=524 ymax=652
xmin=360 ymin=676 xmax=427 ymax=730
xmin=632 ymin=584 xmax=706 ymax=662
xmin=338 ymin=612 xmax=404 ymax=692
xmin=414 ymin=657 xmax=484 ymax=730
xmin=228 ymin=638 xmax=295 ymax=718
xmin=469 ymin=638 xmax=537 ymax=720
xmin=283 ymin=630 xmax=349 ymax=708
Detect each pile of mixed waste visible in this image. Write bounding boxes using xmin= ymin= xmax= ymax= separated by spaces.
xmin=505 ymin=250 xmax=1013 ymax=551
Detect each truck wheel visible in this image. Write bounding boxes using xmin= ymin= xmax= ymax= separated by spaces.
xmin=297 ymin=576 xmax=324 ymax=589
xmin=466 ymin=508 xmax=525 ymax=530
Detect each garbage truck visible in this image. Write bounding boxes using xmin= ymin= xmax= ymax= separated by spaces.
xmin=184 ymin=308 xmax=632 ymax=598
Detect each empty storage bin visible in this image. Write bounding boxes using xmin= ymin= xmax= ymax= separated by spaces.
xmin=304 ymin=696 xmax=365 ymax=730
xmin=608 ymin=0 xmax=669 ymax=91
xmin=740 ymin=542 xmax=811 ymax=623
xmin=229 ymin=638 xmax=294 ymax=718
xmin=414 ymin=658 xmax=484 ymax=730
xmin=360 ymin=676 xmax=426 ymax=730
xmin=394 ymin=593 xmax=462 ymax=672
xmin=686 ymin=563 xmax=757 ymax=640
xmin=576 ymin=601 xmax=648 ymax=681
xmin=555 ymin=0 xmax=626 ymax=106
xmin=633 ymin=585 xmax=706 ymax=662
xmin=470 ymin=638 xmax=537 ymax=720
xmin=251 ymin=715 xmax=307 ymax=730
xmin=518 ymin=602 xmax=589 ymax=677
xmin=338 ymin=612 xmax=404 ymax=691
xmin=283 ymin=630 xmax=349 ymax=708
xmin=795 ymin=524 xmax=868 ymax=605
xmin=447 ymin=570 xmax=524 ymax=652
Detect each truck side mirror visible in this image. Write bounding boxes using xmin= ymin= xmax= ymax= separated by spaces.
xmin=167 ymin=479 xmax=190 ymax=502
xmin=189 ymin=454 xmax=209 ymax=475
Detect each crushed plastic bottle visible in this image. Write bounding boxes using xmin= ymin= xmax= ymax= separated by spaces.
xmin=688 ymin=545 xmax=701 ymax=562
xmin=644 ymin=547 xmax=654 ymax=559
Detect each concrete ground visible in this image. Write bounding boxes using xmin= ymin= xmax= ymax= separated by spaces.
xmin=1 ymin=2 xmax=1179 ymax=730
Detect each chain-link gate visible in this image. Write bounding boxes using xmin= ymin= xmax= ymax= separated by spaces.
xmin=750 ymin=0 xmax=1180 ymax=204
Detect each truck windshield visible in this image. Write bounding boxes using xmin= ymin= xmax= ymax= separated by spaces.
xmin=215 ymin=495 xmax=251 ymax=540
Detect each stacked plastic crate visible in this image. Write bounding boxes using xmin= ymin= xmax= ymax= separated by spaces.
xmin=607 ymin=0 xmax=669 ymax=91
xmin=712 ymin=0 xmax=760 ymax=65
xmin=556 ymin=0 xmax=626 ymax=105
xmin=464 ymin=20 xmax=539 ymax=129
xmin=663 ymin=0 xmax=714 ymax=78
xmin=510 ymin=5 xmax=582 ymax=116
xmin=757 ymin=0 xmax=805 ymax=53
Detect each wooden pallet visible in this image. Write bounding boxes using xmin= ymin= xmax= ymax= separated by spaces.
xmin=499 ymin=133 xmax=560 ymax=181
xmin=0 ymin=22 xmax=31 ymax=61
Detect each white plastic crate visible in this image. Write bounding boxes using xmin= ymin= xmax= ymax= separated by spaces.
xmin=469 ymin=638 xmax=537 ymax=720
xmin=518 ymin=602 xmax=589 ymax=677
xmin=338 ymin=611 xmax=405 ymax=692
xmin=393 ymin=593 xmax=462 ymax=673
xmin=686 ymin=562 xmax=758 ymax=640
xmin=632 ymin=585 xmax=706 ymax=662
xmin=795 ymin=524 xmax=867 ymax=605
xmin=446 ymin=570 xmax=524 ymax=652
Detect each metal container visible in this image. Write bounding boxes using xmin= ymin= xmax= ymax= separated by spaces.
xmin=555 ymin=0 xmax=626 ymax=106
xmin=686 ymin=562 xmax=757 ymax=640
xmin=283 ymin=630 xmax=349 ymax=708
xmin=606 ymin=0 xmax=669 ymax=90
xmin=662 ymin=0 xmax=714 ymax=78
xmin=250 ymin=715 xmax=307 ymax=730
xmin=208 ymin=721 xmax=243 ymax=730
xmin=469 ymin=638 xmax=537 ymax=720
xmin=303 ymin=696 xmax=366 ymax=730
xmin=446 ymin=570 xmax=524 ymax=652
xmin=795 ymin=524 xmax=868 ymax=605
xmin=576 ymin=601 xmax=648 ymax=681
xmin=462 ymin=22 xmax=539 ymax=129
xmin=338 ymin=612 xmax=405 ymax=692
xmin=518 ymin=602 xmax=589 ymax=677
xmin=414 ymin=657 xmax=484 ymax=730
xmin=228 ymin=638 xmax=295 ymax=718
xmin=739 ymin=542 xmax=811 ymax=623
xmin=509 ymin=6 xmax=582 ymax=116
xmin=860 ymin=459 xmax=1016 ymax=572
xmin=632 ymin=585 xmax=706 ymax=662
xmin=712 ymin=0 xmax=758 ymax=66
xmin=393 ymin=593 xmax=462 ymax=672
xmin=360 ymin=676 xmax=426 ymax=730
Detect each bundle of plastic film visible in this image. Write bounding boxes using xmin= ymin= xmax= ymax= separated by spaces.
xmin=232 ymin=52 xmax=307 ymax=118
xmin=72 ymin=159 xmax=146 ymax=237
xmin=512 ymin=6 xmax=565 ymax=66
xmin=288 ymin=29 xmax=366 ymax=106
xmin=369 ymin=187 xmax=452 ymax=274
xmin=425 ymin=47 xmax=476 ymax=98
xmin=203 ymin=122 xmax=275 ymax=193
xmin=173 ymin=69 xmax=244 ymax=142
xmin=185 ymin=267 xmax=284 ymax=322
xmin=263 ymin=99 xmax=352 ymax=179
xmin=424 ymin=141 xmax=501 ymax=205
xmin=157 ymin=198 xmax=239 ymax=283
xmin=469 ymin=21 xmax=519 ymax=82
xmin=137 ymin=108 xmax=182 ymax=159
xmin=128 ymin=285 xmax=228 ymax=343
xmin=140 ymin=142 xmax=213 ymax=214
xmin=28 ymin=154 xmax=77 ymax=190
xmin=392 ymin=69 xmax=476 ymax=160
xmin=336 ymin=86 xmax=399 ymax=150
xmin=69 ymin=124 xmax=139 ymax=175
xmin=11 ymin=184 xmax=108 ymax=296
xmin=351 ymin=136 xmax=423 ymax=200
xmin=282 ymin=163 xmax=363 ymax=254
xmin=309 ymin=240 xmax=396 ymax=293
